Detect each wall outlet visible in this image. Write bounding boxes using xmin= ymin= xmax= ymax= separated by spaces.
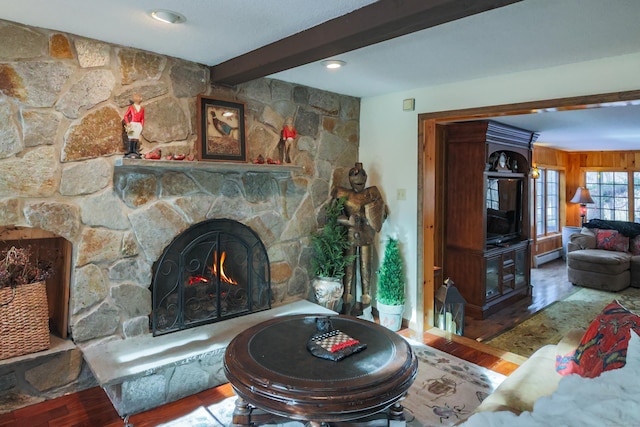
xmin=397 ymin=188 xmax=406 ymax=200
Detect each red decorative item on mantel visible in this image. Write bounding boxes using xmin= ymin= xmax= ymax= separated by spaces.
xmin=144 ymin=148 xmax=162 ymax=159
xmin=253 ymin=155 xmax=283 ymax=165
xmin=164 ymin=154 xmax=187 ymax=161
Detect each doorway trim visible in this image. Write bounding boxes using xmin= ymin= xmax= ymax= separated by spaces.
xmin=418 ymin=89 xmax=640 ymax=331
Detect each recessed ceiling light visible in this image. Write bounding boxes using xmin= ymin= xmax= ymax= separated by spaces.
xmin=321 ymin=60 xmax=346 ymax=69
xmin=150 ymin=9 xmax=186 ymax=24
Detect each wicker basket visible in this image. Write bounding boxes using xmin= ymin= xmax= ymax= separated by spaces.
xmin=0 ymin=281 xmax=50 ymax=360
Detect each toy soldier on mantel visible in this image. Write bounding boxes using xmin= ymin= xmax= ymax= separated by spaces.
xmin=122 ymin=93 xmax=144 ymax=159
xmin=332 ymin=162 xmax=388 ymax=316
xmin=278 ymin=117 xmax=296 ymax=163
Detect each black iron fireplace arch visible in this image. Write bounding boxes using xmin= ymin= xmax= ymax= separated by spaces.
xmin=151 ymin=219 xmax=271 ymax=336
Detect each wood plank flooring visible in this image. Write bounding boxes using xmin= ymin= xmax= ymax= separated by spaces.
xmin=1 ymin=261 xmax=565 ymax=426
xmin=0 ymin=330 xmax=521 ymax=427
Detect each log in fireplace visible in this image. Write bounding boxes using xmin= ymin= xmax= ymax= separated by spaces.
xmin=151 ymin=219 xmax=271 ymax=336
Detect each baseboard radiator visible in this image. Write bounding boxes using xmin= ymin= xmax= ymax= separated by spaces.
xmin=534 ymin=249 xmax=562 ymax=268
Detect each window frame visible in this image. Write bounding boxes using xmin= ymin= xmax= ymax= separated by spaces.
xmin=535 ymin=167 xmax=560 ymax=237
xmin=583 ymin=169 xmax=634 ymax=222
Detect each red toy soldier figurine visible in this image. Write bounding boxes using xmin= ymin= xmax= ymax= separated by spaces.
xmin=122 ymin=93 xmax=144 ymax=159
xmin=278 ymin=117 xmax=296 ymax=163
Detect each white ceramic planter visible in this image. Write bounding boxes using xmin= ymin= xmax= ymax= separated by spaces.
xmin=377 ymin=301 xmax=404 ymax=331
xmin=311 ymin=277 xmax=343 ymax=312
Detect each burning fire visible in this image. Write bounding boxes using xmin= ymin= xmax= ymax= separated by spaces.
xmin=188 ymin=251 xmax=238 ymax=285
xmin=211 ymin=251 xmax=238 ymax=284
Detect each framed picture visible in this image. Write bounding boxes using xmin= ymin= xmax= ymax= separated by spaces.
xmin=197 ymin=96 xmax=246 ymax=162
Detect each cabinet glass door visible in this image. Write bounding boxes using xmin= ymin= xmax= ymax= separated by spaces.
xmin=486 ymin=256 xmax=500 ymax=299
xmin=515 ymin=248 xmax=527 ymax=288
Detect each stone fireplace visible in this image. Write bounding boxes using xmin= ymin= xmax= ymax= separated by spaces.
xmin=0 ymin=17 xmax=359 ymax=415
xmin=0 ymin=145 xmax=359 ymax=415
xmin=0 ymin=161 xmax=331 ymax=414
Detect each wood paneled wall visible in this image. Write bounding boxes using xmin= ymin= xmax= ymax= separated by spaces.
xmin=531 ymin=147 xmax=640 ymax=257
xmin=533 ymin=146 xmax=568 ymax=167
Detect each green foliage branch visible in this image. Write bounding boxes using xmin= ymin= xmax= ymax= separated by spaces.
xmin=311 ymin=197 xmax=355 ymax=279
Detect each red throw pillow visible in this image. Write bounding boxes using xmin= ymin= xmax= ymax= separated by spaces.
xmin=595 ymin=229 xmax=629 ymax=252
xmin=556 ymin=300 xmax=640 ymax=377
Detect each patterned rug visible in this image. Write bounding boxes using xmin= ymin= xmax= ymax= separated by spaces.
xmin=485 ymin=286 xmax=640 ymax=357
xmin=157 ymin=340 xmax=505 ymax=427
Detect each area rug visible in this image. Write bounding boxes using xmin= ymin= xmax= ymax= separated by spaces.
xmin=158 ymin=341 xmax=505 ymax=427
xmin=485 ymin=286 xmax=640 ymax=357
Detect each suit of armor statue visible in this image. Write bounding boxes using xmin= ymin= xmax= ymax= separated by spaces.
xmin=332 ymin=162 xmax=388 ymax=316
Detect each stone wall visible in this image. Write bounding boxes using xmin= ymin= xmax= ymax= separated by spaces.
xmin=0 ymin=18 xmax=359 ymax=410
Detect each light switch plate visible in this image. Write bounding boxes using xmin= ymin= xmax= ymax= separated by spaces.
xmin=402 ymin=98 xmax=415 ymax=111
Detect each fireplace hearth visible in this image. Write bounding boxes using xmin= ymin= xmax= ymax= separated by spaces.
xmin=151 ymin=219 xmax=271 ymax=336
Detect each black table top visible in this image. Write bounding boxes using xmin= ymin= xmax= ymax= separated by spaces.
xmin=224 ymin=314 xmax=418 ymax=422
xmin=248 ymin=315 xmax=398 ymax=381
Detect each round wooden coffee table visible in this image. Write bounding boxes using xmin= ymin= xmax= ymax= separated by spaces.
xmin=224 ymin=314 xmax=418 ymax=425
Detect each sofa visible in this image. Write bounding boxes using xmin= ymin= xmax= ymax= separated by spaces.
xmin=461 ymin=299 xmax=640 ymax=426
xmin=471 ymin=328 xmax=584 ymax=415
xmin=567 ymin=219 xmax=640 ymax=291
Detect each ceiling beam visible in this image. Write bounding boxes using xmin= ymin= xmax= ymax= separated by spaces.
xmin=210 ymin=0 xmax=522 ymax=86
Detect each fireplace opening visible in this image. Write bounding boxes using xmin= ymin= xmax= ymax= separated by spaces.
xmin=151 ymin=219 xmax=271 ymax=336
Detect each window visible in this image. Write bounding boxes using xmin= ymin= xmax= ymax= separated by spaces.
xmin=585 ymin=171 xmax=629 ymax=221
xmin=634 ymin=172 xmax=640 ymax=222
xmin=536 ymin=168 xmax=559 ymax=236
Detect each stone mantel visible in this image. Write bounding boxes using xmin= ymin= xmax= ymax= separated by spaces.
xmin=114 ymin=158 xmax=304 ymax=177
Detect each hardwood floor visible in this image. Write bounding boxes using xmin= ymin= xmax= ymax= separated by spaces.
xmin=0 ymin=383 xmax=236 ymax=427
xmin=0 ymin=262 xmax=569 ymax=426
xmin=463 ymin=258 xmax=576 ymax=341
xmin=0 ymin=330 xmax=521 ymax=427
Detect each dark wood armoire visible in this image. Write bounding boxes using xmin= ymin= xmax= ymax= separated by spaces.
xmin=444 ymin=120 xmax=538 ymax=319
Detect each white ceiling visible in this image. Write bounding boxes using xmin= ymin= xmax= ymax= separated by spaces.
xmin=492 ymin=104 xmax=640 ymax=152
xmin=2 ymin=0 xmax=640 ymax=151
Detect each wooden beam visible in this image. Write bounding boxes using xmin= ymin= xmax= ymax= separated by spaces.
xmin=210 ymin=0 xmax=522 ymax=85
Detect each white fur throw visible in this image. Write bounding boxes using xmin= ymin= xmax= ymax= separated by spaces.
xmin=460 ymin=330 xmax=640 ymax=427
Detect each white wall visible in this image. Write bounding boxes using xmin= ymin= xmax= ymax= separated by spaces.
xmin=360 ymin=52 xmax=640 ymax=330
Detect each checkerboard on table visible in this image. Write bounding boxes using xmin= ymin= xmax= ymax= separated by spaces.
xmin=310 ymin=330 xmax=361 ymax=352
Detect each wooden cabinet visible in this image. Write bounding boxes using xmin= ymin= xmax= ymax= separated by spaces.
xmin=485 ymin=241 xmax=529 ymax=300
xmin=444 ymin=121 xmax=537 ymax=319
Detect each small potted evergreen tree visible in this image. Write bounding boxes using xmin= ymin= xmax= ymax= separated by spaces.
xmin=310 ymin=197 xmax=354 ymax=311
xmin=376 ymin=237 xmax=406 ymax=331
